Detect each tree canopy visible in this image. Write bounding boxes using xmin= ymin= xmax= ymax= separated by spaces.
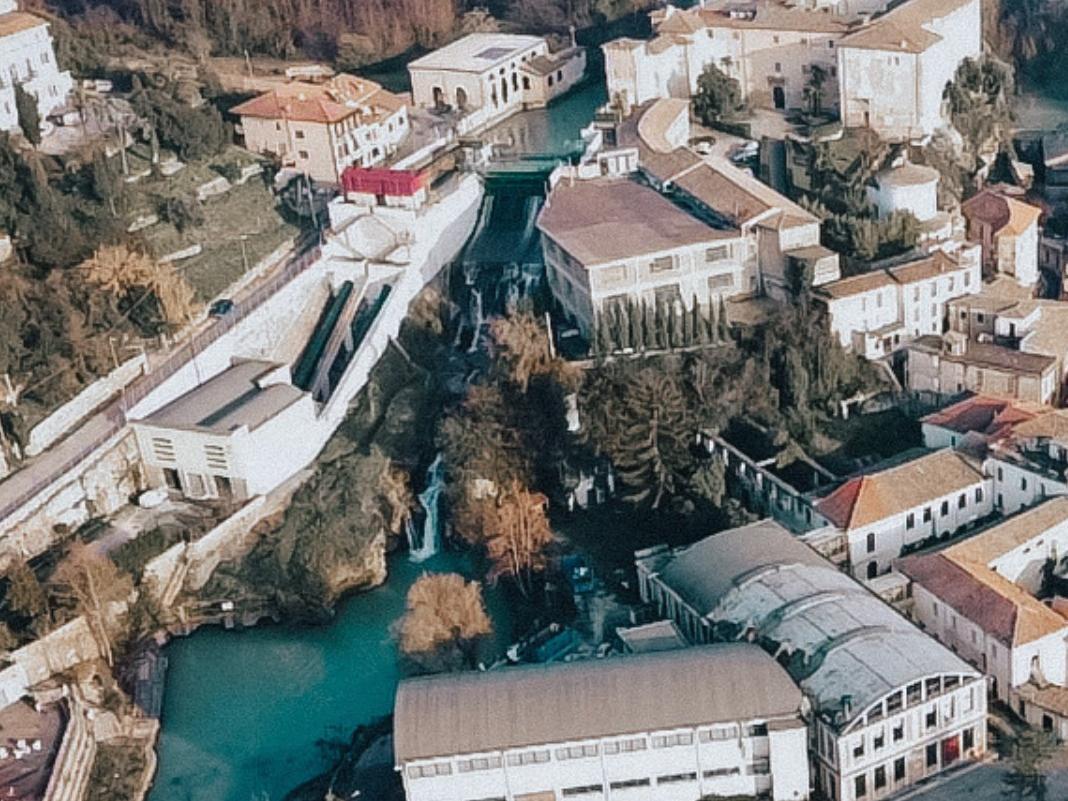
xmin=398 ymin=573 xmax=493 ymax=673
xmin=692 ymin=63 xmax=744 ymax=126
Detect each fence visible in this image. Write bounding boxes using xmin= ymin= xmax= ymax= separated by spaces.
xmin=0 ymin=234 xmax=322 ymax=526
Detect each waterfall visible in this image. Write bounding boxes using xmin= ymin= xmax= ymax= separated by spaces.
xmin=466 ymin=287 xmax=484 ymax=354
xmin=409 ymin=454 xmax=446 ymax=562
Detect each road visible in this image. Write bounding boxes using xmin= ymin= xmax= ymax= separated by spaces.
xmin=0 ymin=235 xmax=320 ymax=530
xmin=902 ymin=762 xmax=1068 ymax=801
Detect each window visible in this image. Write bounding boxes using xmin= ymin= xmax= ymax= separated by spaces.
xmin=650 ymin=255 xmax=674 ymax=273
xmin=926 ymin=743 xmax=938 ymax=767
xmin=892 ymin=721 xmax=904 ymax=742
xmin=855 ymin=775 xmax=867 ymax=798
xmin=658 ymin=773 xmax=697 ymax=785
xmin=295 ymin=129 xmax=305 ymax=139
xmin=926 ymin=677 xmax=941 ymax=697
xmin=940 ymin=500 xmax=949 ymax=516
xmin=609 ymin=778 xmax=650 ymax=790
xmin=975 ymin=487 xmax=983 ymax=503
xmin=998 ymin=466 xmax=1004 ymax=481
xmin=907 ymin=682 xmax=922 ymax=705
xmin=747 ymin=759 xmax=771 ymax=775
xmin=556 ymin=744 xmax=598 ymax=760
xmin=926 ymin=708 xmax=937 ymax=729
xmin=866 ymin=532 xmax=876 ymax=553
xmin=652 ymin=732 xmax=693 ymax=748
xmin=853 ymin=739 xmax=865 ymax=759
xmin=874 ymin=731 xmax=885 ymax=750
xmin=886 ymin=693 xmax=902 ymax=714
xmin=963 ymin=728 xmax=975 ymax=750
xmin=775 ymin=62 xmax=782 ymax=72
xmin=706 ymin=245 xmax=730 ymax=262
xmin=700 ymin=725 xmax=737 ymax=742
xmin=895 ymin=757 xmax=906 ymax=781
xmin=563 ymin=786 xmax=603 ymax=797
xmin=708 ymin=273 xmax=734 ymax=291
xmin=906 ymin=512 xmax=915 ymax=530
xmin=298 ymin=150 xmax=309 ymax=160
xmin=923 ymin=507 xmax=932 ymax=523
xmin=875 ymin=766 xmax=887 ymax=790
xmin=704 ymin=767 xmax=741 ymax=778
xmin=958 ymin=493 xmax=966 ymax=509
xmin=748 ymin=723 xmax=769 ymax=736
xmin=1022 ymin=477 xmax=1028 ymax=491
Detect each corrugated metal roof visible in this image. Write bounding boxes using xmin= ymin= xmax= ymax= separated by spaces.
xmin=649 ymin=520 xmax=978 ymax=728
xmin=393 ymin=644 xmax=803 ymax=763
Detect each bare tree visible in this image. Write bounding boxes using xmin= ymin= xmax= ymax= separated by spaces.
xmin=49 ymin=543 xmax=133 ymax=667
xmin=398 ymin=573 xmax=492 ymax=672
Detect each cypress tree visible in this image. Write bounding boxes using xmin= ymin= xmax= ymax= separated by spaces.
xmin=717 ymin=296 xmax=730 ymax=342
xmin=629 ymin=299 xmax=644 ymax=352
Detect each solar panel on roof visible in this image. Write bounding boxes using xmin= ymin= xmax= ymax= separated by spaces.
xmin=475 ymin=46 xmax=514 ymax=60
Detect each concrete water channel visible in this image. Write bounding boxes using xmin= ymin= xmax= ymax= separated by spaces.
xmin=146 ymin=79 xmax=606 ymax=801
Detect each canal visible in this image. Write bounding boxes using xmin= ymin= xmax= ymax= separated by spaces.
xmin=147 ymin=79 xmax=606 ymax=801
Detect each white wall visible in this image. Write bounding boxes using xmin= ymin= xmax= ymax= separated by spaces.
xmin=868 ymin=180 xmax=938 ymax=222
xmin=401 ymin=719 xmax=809 ymax=801
xmin=0 ymin=18 xmax=72 ymax=132
xmin=848 ymin=476 xmax=993 ymax=577
xmin=989 ymin=456 xmax=1068 ymax=516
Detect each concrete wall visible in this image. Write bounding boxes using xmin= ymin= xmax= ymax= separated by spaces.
xmin=0 ymin=618 xmax=101 ymax=709
xmin=27 ymin=354 xmax=147 ymax=458
xmin=42 ymin=696 xmax=96 ymax=801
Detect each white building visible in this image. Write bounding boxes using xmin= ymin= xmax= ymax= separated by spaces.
xmin=868 ymin=163 xmax=940 ymax=224
xmin=637 ymin=519 xmax=988 ymax=801
xmin=814 ymin=448 xmax=993 ymax=579
xmin=836 ymin=0 xmax=981 ymax=140
xmin=394 ymin=644 xmax=811 ymax=801
xmin=919 ymin=394 xmax=1048 ymax=451
xmin=408 ymin=33 xmax=586 ymax=133
xmin=131 ymin=359 xmax=320 ymax=502
xmin=231 ymin=74 xmax=409 ymax=185
xmin=899 ymin=497 xmax=1068 ymax=735
xmin=986 ymin=409 xmax=1068 ymax=516
xmin=538 ymin=175 xmax=747 ymax=337
xmin=816 ymin=247 xmax=981 ymax=360
xmin=961 ymin=190 xmax=1042 ymax=288
xmin=603 ymin=0 xmax=981 ymax=140
xmin=0 ymin=0 xmax=73 ymax=133
xmin=604 ymin=2 xmax=850 ymax=114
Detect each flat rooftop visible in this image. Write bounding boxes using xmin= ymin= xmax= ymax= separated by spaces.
xmin=140 ymin=359 xmax=306 ymax=435
xmin=538 ymin=176 xmax=737 ymax=267
xmin=408 ymin=33 xmax=545 ymax=74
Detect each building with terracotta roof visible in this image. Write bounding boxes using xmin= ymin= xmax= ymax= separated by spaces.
xmin=920 ymin=394 xmax=1047 ymax=451
xmin=815 ymin=246 xmax=981 ymax=360
xmin=905 ymin=333 xmax=1059 ymax=406
xmin=637 ymin=519 xmax=988 ymax=801
xmin=0 ymin=0 xmax=72 ymax=134
xmin=408 ymin=33 xmax=586 ymax=133
xmin=231 ymin=73 xmax=409 ymax=184
xmin=836 ymin=0 xmax=981 ymax=139
xmin=985 ymin=409 xmax=1068 ymax=516
xmin=961 ymin=190 xmax=1042 ymax=287
xmin=813 ymin=448 xmax=993 ymax=578
xmin=898 ymin=497 xmax=1068 ymax=735
xmin=537 ymin=174 xmax=747 ymax=337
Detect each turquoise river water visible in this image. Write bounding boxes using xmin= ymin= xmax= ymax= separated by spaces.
xmin=147 ymin=80 xmax=606 ymax=801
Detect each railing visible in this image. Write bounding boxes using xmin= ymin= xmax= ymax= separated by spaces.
xmin=0 ymin=234 xmax=323 ymax=526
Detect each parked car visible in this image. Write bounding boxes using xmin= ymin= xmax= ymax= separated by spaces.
xmin=730 ymin=140 xmax=759 ymax=161
xmin=209 ymin=298 xmax=235 ymax=317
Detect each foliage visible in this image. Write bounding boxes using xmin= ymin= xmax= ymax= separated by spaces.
xmin=110 ymin=526 xmax=188 ymax=579
xmin=14 ymin=84 xmax=41 ymax=148
xmin=693 ymin=63 xmax=745 ymax=126
xmin=4 ymin=561 xmax=50 ymax=636
xmin=580 ymin=305 xmax=883 ymax=511
xmin=129 ymin=76 xmax=229 ymax=161
xmin=397 ymin=573 xmax=492 ymax=673
xmin=489 ymin=310 xmax=577 ymax=393
xmin=157 ymin=195 xmax=205 ymax=233
xmin=803 ymin=64 xmax=830 ymax=116
xmin=943 ymin=56 xmax=1015 ymax=160
xmin=86 ymin=743 xmax=149 ymax=801
xmin=454 ymin=481 xmax=555 ymax=596
xmin=82 ymin=244 xmax=199 ymax=326
xmin=593 ymin=297 xmax=723 ymax=355
xmin=802 ymin=198 xmax=921 ymax=267
xmin=48 ymin=542 xmax=134 ymax=667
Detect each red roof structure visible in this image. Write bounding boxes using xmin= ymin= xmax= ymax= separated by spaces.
xmin=341 ymin=167 xmax=427 ymax=197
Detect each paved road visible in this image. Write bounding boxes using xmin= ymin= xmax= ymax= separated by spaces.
xmin=903 ymin=762 xmax=1068 ymax=801
xmin=0 ymin=236 xmax=320 ymax=530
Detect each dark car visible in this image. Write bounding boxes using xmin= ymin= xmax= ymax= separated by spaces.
xmin=209 ymin=298 xmax=235 ymax=317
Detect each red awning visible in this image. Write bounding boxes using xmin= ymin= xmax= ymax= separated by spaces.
xmin=342 ymin=167 xmax=427 ymax=197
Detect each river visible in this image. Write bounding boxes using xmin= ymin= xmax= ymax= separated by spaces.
xmin=147 ymin=79 xmax=606 ymax=801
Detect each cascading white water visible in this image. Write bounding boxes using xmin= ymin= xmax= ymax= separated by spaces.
xmin=466 ymin=287 xmax=484 ymax=354
xmin=409 ymin=454 xmax=446 ymax=562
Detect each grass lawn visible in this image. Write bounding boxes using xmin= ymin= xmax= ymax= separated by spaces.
xmin=120 ymin=146 xmax=304 ymax=299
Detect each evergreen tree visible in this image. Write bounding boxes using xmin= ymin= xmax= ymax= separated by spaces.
xmin=629 ymin=299 xmax=644 ymax=352
xmin=717 ymin=296 xmax=730 ymax=342
xmin=683 ymin=299 xmax=696 ymax=346
xmin=14 ymin=84 xmax=41 ymax=148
